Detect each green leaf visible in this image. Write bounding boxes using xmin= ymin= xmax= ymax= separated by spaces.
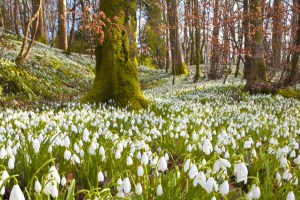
xmin=66 ymin=179 xmax=76 ymax=200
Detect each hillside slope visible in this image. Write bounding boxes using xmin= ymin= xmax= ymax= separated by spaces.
xmin=0 ymin=29 xmax=95 ymax=106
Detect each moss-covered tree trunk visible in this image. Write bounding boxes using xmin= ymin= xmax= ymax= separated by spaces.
xmin=245 ymin=0 xmax=268 ymax=93
xmin=166 ymin=0 xmax=188 ymax=75
xmin=272 ymin=0 xmax=282 ymax=70
xmin=82 ymin=0 xmax=148 ymax=110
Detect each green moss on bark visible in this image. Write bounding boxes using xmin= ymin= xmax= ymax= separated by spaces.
xmin=82 ymin=0 xmax=148 ymax=110
xmin=175 ymin=63 xmax=188 ymax=76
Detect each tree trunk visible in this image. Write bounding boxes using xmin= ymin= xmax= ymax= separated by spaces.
xmin=32 ymin=0 xmax=48 ymax=44
xmin=249 ymin=0 xmax=267 ymax=82
xmin=82 ymin=0 xmax=148 ymax=110
xmin=272 ymin=0 xmax=282 ymax=70
xmin=194 ymin=0 xmax=201 ymax=81
xmin=66 ymin=0 xmax=76 ymax=54
xmin=57 ymin=0 xmax=68 ymax=50
xmin=284 ymin=0 xmax=300 ymax=85
xmin=14 ymin=0 xmax=19 ymax=35
xmin=166 ymin=0 xmax=188 ymax=75
xmin=243 ymin=0 xmax=252 ymax=80
xmin=210 ymin=0 xmax=219 ymax=80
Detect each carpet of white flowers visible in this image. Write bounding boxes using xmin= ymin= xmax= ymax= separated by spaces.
xmin=0 ymin=71 xmax=300 ymax=200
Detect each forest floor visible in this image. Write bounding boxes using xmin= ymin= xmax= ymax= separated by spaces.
xmin=1 ymin=29 xmax=300 ymax=199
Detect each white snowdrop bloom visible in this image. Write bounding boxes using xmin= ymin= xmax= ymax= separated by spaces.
xmin=82 ymin=128 xmax=90 ymax=142
xmin=211 ymin=196 xmax=216 ymax=200
xmin=115 ymin=150 xmax=121 ymax=159
xmin=98 ymin=171 xmax=104 ymax=182
xmin=127 ymin=156 xmax=133 ymax=166
xmin=61 ymin=177 xmax=67 ymax=186
xmin=189 ymin=164 xmax=198 ymax=179
xmin=276 ymin=172 xmax=281 ymax=182
xmin=294 ymin=178 xmax=298 ymax=185
xmin=34 ymin=180 xmax=42 ymax=193
xmin=283 ymin=170 xmax=292 ymax=181
xmin=89 ymin=142 xmax=97 ymax=155
xmin=294 ymin=155 xmax=300 ymax=165
xmin=64 ymin=150 xmax=72 ymax=161
xmin=49 ymin=181 xmax=58 ymax=198
xmin=136 ymin=151 xmax=142 ymax=159
xmin=47 ymin=166 xmax=61 ymax=184
xmin=203 ymin=139 xmax=213 ymax=155
xmin=1 ymin=170 xmax=9 ymax=181
xmin=8 ymin=157 xmax=15 ymax=169
xmin=164 ymin=153 xmax=169 ymax=161
xmin=71 ymin=154 xmax=80 ymax=164
xmin=122 ymin=177 xmax=131 ymax=193
xmin=156 ymin=184 xmax=163 ymax=196
xmin=197 ymin=171 xmax=207 ymax=189
xmin=74 ymin=143 xmax=80 ymax=153
xmin=247 ymin=185 xmax=261 ymax=199
xmin=135 ymin=183 xmax=142 ymax=195
xmin=187 ymin=144 xmax=192 ymax=152
xmin=286 ymin=191 xmax=295 ymax=200
xmin=141 ymin=152 xmax=149 ymax=165
xmin=32 ymin=139 xmax=40 ymax=153
xmin=234 ymin=162 xmax=248 ymax=184
xmin=219 ymin=180 xmax=229 ymax=195
xmin=280 ymin=157 xmax=288 ymax=168
xmin=6 ymin=146 xmax=12 ymax=156
xmin=116 ymin=191 xmax=125 ymax=198
xmin=99 ymin=146 xmax=105 ymax=156
xmin=251 ymin=149 xmax=257 ymax=158
xmin=117 ymin=178 xmax=123 ymax=192
xmin=184 ymin=159 xmax=191 ymax=172
xmin=158 ymin=157 xmax=168 ymax=172
xmin=224 ymin=151 xmax=230 ymax=158
xmin=137 ymin=165 xmax=144 ymax=177
xmin=0 ymin=148 xmax=7 ymax=159
xmin=63 ymin=136 xmax=70 ymax=148
xmin=0 ymin=180 xmax=4 ymax=195
xmin=9 ymin=184 xmax=25 ymax=200
xmin=290 ymin=150 xmax=296 ymax=158
xmin=205 ymin=177 xmax=215 ymax=193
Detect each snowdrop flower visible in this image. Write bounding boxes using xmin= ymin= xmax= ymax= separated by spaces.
xmin=63 ymin=136 xmax=70 ymax=148
xmin=71 ymin=154 xmax=80 ymax=164
xmin=47 ymin=166 xmax=60 ymax=184
xmin=211 ymin=197 xmax=216 ymax=200
xmin=74 ymin=143 xmax=80 ymax=153
xmin=286 ymin=191 xmax=295 ymax=200
xmin=189 ymin=164 xmax=198 ymax=179
xmin=0 ymin=148 xmax=7 ymax=159
xmin=158 ymin=157 xmax=168 ymax=172
xmin=117 ymin=178 xmax=123 ymax=192
xmin=141 ymin=152 xmax=149 ymax=165
xmin=203 ymin=139 xmax=213 ymax=155
xmin=99 ymin=146 xmax=105 ymax=156
xmin=294 ymin=155 xmax=300 ymax=165
xmin=8 ymin=157 xmax=14 ymax=169
xmin=184 ymin=159 xmax=191 ymax=172
xmin=34 ymin=180 xmax=42 ymax=193
xmin=127 ymin=156 xmax=133 ymax=166
xmin=219 ymin=180 xmax=229 ymax=195
xmin=122 ymin=177 xmax=131 ymax=193
xmin=234 ymin=162 xmax=248 ymax=184
xmin=1 ymin=170 xmax=9 ymax=181
xmin=116 ymin=191 xmax=125 ymax=198
xmin=157 ymin=184 xmax=163 ymax=196
xmin=61 ymin=176 xmax=67 ymax=186
xmin=115 ymin=150 xmax=121 ymax=159
xmin=137 ymin=165 xmax=144 ymax=176
xmin=187 ymin=144 xmax=192 ymax=152
xmin=89 ymin=142 xmax=97 ymax=155
xmin=135 ymin=183 xmax=142 ymax=195
xmin=205 ymin=177 xmax=216 ymax=193
xmin=98 ymin=171 xmax=104 ymax=182
xmin=9 ymin=184 xmax=25 ymax=200
xmin=64 ymin=150 xmax=71 ymax=161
